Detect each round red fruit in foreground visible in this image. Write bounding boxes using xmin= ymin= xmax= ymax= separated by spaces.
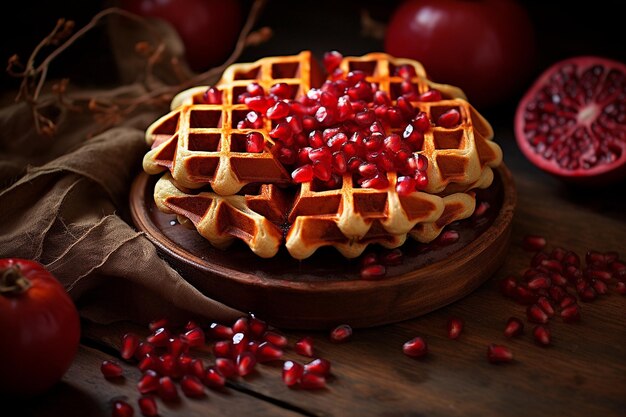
xmin=514 ymin=56 xmax=626 ymax=185
xmin=0 ymin=258 xmax=81 ymax=397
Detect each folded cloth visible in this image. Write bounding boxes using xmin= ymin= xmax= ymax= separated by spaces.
xmin=0 ymin=98 xmax=242 ymax=326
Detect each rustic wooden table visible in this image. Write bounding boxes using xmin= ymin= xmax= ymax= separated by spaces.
xmin=6 ymin=110 xmax=625 ymax=417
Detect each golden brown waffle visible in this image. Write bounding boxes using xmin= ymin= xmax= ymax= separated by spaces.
xmin=337 ymin=53 xmax=502 ymax=195
xmin=144 ymin=51 xmax=319 ymax=194
xmin=142 ymin=51 xmax=501 ymax=259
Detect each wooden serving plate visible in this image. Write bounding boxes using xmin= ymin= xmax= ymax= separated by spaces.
xmin=130 ymin=165 xmax=516 ymax=329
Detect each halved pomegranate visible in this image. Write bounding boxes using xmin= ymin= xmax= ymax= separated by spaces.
xmin=514 ymin=56 xmax=626 ymax=184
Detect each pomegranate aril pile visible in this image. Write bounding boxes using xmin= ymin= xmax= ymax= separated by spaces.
xmin=102 ymin=314 xmax=339 ymax=410
xmin=227 ymin=51 xmax=440 ymax=195
xmin=497 ymin=235 xmax=625 ymax=351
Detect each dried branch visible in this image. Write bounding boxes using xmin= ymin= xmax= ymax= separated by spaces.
xmin=6 ymin=0 xmax=269 ymax=137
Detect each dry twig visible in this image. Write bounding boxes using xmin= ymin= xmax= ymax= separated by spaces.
xmin=6 ymin=0 xmax=268 ymax=137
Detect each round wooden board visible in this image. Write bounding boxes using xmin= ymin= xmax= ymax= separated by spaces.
xmin=130 ymin=165 xmax=516 ymax=330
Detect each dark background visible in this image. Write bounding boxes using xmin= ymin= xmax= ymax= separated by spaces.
xmin=2 ymin=0 xmax=625 ymax=103
xmin=1 ymin=0 xmax=625 ymax=218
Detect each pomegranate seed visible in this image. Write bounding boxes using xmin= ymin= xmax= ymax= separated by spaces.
xmin=266 ymin=101 xmax=290 ymax=119
xmin=402 ymin=337 xmax=427 ymax=358
xmin=232 ymin=332 xmax=250 ymax=356
xmin=560 ymin=305 xmax=581 ymax=323
xmin=527 ymin=304 xmax=550 ymax=324
xmin=304 ymin=358 xmax=331 ymax=377
xmin=158 ymin=353 xmax=178 ymax=378
xmin=419 ymin=89 xmax=442 ymax=102
xmin=203 ymin=86 xmax=222 ymax=104
xmin=522 ymin=235 xmax=547 ymax=251
xmin=560 ymin=295 xmax=577 ymax=309
xmin=138 ymin=355 xmax=157 ymax=373
xmin=256 ymin=342 xmax=284 ymax=362
xmin=137 ymin=396 xmax=157 ymax=417
xmin=447 ymin=317 xmax=464 ymax=340
xmin=436 ymin=108 xmax=460 ymax=128
xmin=246 ymin=132 xmax=265 ymax=153
xmin=236 ymin=351 xmax=257 ymax=376
xmin=330 ymin=324 xmax=353 ymax=343
xmin=213 ymin=340 xmax=233 ymax=358
xmin=527 ymin=275 xmax=551 ymax=290
xmin=208 ymin=322 xmax=233 ymax=339
xmin=137 ymin=370 xmax=160 ymax=395
xmin=438 ymin=230 xmax=459 ymax=245
xmin=616 ymin=281 xmax=626 ymax=295
xmin=101 ymin=360 xmax=123 ymax=378
xmin=533 ymin=325 xmax=551 ymax=346
xmin=360 ymin=264 xmax=386 ymax=279
xmin=146 ymin=327 xmax=170 ymax=347
xmin=474 ymin=201 xmax=490 ymax=217
xmin=148 ymin=318 xmax=168 ymax=332
xmin=167 ymin=337 xmax=187 ymax=357
xmin=382 ymin=249 xmax=404 ymax=266
xmin=248 ymin=315 xmax=268 ymax=338
xmin=515 ymin=286 xmax=538 ymax=305
xmin=300 ymin=372 xmax=326 ymax=389
xmin=323 ymin=50 xmax=343 ymax=73
xmin=537 ymin=296 xmax=555 ymax=317
xmin=204 ymin=367 xmax=226 ymax=389
xmin=270 ymin=82 xmax=291 ymax=99
xmin=486 ymin=344 xmax=513 ymax=364
xmin=158 ymin=376 xmax=179 ymax=402
xmin=499 ymin=276 xmax=518 ymax=298
xmin=120 ymin=333 xmax=139 ymax=360
xmin=180 ymin=375 xmax=205 ymax=398
xmin=586 ymin=250 xmax=606 ymax=267
xmin=292 ymin=164 xmax=314 ymax=183
xmin=578 ymin=285 xmax=597 ymax=302
xmin=294 ymin=336 xmax=315 ymax=357
xmin=540 ymin=259 xmax=563 ymax=272
xmin=282 ymin=360 xmax=304 ymax=387
xmin=112 ymin=400 xmax=134 ymax=417
xmin=503 ymin=317 xmax=524 ymax=338
xmin=134 ymin=342 xmax=155 ymax=361
xmin=263 ymin=331 xmax=288 ymax=348
xmin=592 ymin=279 xmax=608 ymax=295
xmin=215 ymin=358 xmax=237 ymax=378
xmin=188 ymin=358 xmax=205 ymax=379
xmin=586 ymin=269 xmax=612 ymax=282
xmin=232 ymin=317 xmax=249 ymax=335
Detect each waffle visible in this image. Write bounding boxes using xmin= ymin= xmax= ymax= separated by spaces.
xmin=142 ymin=51 xmax=502 ymax=259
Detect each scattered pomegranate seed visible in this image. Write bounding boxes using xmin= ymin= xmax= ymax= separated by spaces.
xmin=263 ymin=330 xmax=289 ymax=348
xmin=146 ymin=327 xmax=170 ymax=347
xmin=120 ymin=333 xmax=140 ymax=361
xmin=536 ymin=296 xmax=555 ymax=317
xmin=438 ymin=230 xmax=459 ymax=245
xmin=112 ymin=400 xmax=134 ymax=417
xmin=499 ymin=276 xmax=518 ymax=298
xmin=246 ymin=132 xmax=265 ymax=153
xmin=137 ymin=396 xmax=158 ymax=417
xmin=360 ymin=264 xmax=386 ymax=279
xmin=204 ymin=367 xmax=226 ymax=389
xmin=616 ymin=281 xmax=626 ymax=295
xmin=207 ymin=322 xmax=233 ymax=339
xmin=215 ymin=358 xmax=237 ymax=378
xmin=158 ymin=376 xmax=179 ymax=402
xmin=237 ymin=352 xmax=257 ymax=376
xmin=180 ymin=375 xmax=205 ymax=398
xmin=330 ymin=324 xmax=353 ymax=343
xmin=148 ymin=318 xmax=168 ymax=332
xmin=101 ymin=360 xmax=123 ymax=379
xmin=137 ymin=370 xmax=160 ymax=395
xmin=402 ymin=337 xmax=428 ymax=358
xmin=487 ymin=344 xmax=513 ymax=364
xmin=474 ymin=201 xmax=490 ymax=217
xmin=522 ymin=235 xmax=547 ymax=252
xmin=295 ymin=336 xmax=315 ymax=357
xmin=213 ymin=340 xmax=233 ymax=358
xmin=526 ymin=304 xmax=550 ymax=324
xmin=299 ymin=371 xmax=326 ymax=389
xmin=447 ymin=317 xmax=464 ymax=340
xmin=282 ymin=360 xmax=304 ymax=387
xmin=256 ymin=341 xmax=284 ymax=362
xmin=503 ymin=317 xmax=524 ymax=338
xmin=560 ymin=305 xmax=581 ymax=323
xmin=533 ymin=325 xmax=551 ymax=346
xmin=203 ymin=86 xmax=222 ymax=104
xmin=304 ymin=358 xmax=331 ymax=377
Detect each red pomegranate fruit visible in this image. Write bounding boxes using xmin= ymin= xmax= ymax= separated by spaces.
xmin=514 ymin=56 xmax=626 ymax=185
